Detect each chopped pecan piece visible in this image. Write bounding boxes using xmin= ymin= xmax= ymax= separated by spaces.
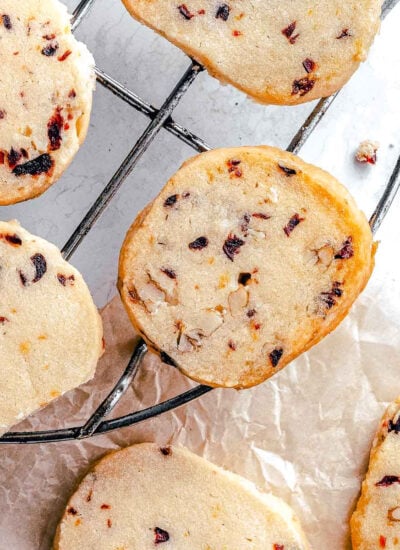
xmin=228 ymin=286 xmax=248 ymax=316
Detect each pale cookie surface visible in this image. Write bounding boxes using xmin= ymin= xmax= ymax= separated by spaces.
xmin=0 ymin=0 xmax=95 ymax=205
xmin=119 ymin=146 xmax=375 ymax=389
xmin=351 ymin=398 xmax=400 ymax=549
xmin=122 ymin=0 xmax=382 ymax=105
xmin=55 ymin=443 xmax=310 ymax=550
xmin=0 ymin=221 xmax=103 ymax=435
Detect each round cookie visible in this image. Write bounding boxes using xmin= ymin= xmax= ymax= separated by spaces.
xmin=0 ymin=220 xmax=103 ymax=434
xmin=55 ymin=443 xmax=310 ymax=550
xmin=0 ymin=0 xmax=95 ymax=205
xmin=121 ymin=0 xmax=382 ymax=105
xmin=351 ymin=398 xmax=400 ymax=550
xmin=118 ymin=146 xmax=375 ymax=389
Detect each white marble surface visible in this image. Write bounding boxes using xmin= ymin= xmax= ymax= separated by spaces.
xmin=2 ymin=0 xmax=399 ymax=308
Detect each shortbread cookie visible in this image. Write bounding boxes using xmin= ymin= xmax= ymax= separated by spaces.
xmin=0 ymin=0 xmax=95 ymax=205
xmin=121 ymin=0 xmax=382 ymax=105
xmin=55 ymin=443 xmax=310 ymax=550
xmin=118 ymin=146 xmax=375 ymax=388
xmin=351 ymin=398 xmax=400 ymax=550
xmin=0 ymin=220 xmax=103 ymax=434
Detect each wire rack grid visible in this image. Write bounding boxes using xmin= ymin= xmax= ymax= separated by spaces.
xmin=1 ymin=0 xmax=400 ymax=444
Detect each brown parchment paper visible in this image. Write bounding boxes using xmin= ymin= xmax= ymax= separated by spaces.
xmin=1 ymin=199 xmax=400 ymax=550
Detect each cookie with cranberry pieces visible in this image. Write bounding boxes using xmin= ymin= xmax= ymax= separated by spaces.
xmin=55 ymin=443 xmax=310 ymax=550
xmin=118 ymin=146 xmax=375 ymax=388
xmin=0 ymin=0 xmax=95 ymax=205
xmin=0 ymin=220 xmax=103 ymax=434
xmin=121 ymin=0 xmax=382 ymax=105
xmin=351 ymin=397 xmax=400 ymax=549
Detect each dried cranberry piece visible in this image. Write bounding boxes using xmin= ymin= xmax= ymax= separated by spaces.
xmin=376 ymin=475 xmax=400 ymax=487
xmin=31 ymin=253 xmax=47 ymax=283
xmin=57 ymin=274 xmax=75 ymax=286
xmin=252 ymin=212 xmax=270 ymax=220
xmin=337 ymin=28 xmax=351 ymax=39
xmin=228 ymin=340 xmax=237 ymax=350
xmin=5 ymin=234 xmax=22 ymax=246
xmin=227 ymin=159 xmax=242 ymax=177
xmin=107 ymin=519 xmax=112 ymax=528
xmin=302 ymin=58 xmax=316 ymax=73
xmin=48 ymin=108 xmax=64 ymax=151
xmin=379 ymin=535 xmax=387 ymax=548
xmin=240 ymin=213 xmax=251 ymax=234
xmin=334 ymin=237 xmax=354 ymax=259
xmin=67 ymin=507 xmax=78 ymax=515
xmin=164 ymin=194 xmax=178 ymax=207
xmin=269 ymin=348 xmax=283 ymax=367
xmin=274 ymin=545 xmax=285 ymax=550
xmin=160 ymin=351 xmax=177 ymax=367
xmin=100 ymin=504 xmax=111 ymax=510
xmin=19 ymin=271 xmax=28 ymax=286
xmin=388 ymin=415 xmax=400 ymax=434
xmin=154 ymin=527 xmax=170 ymax=544
xmin=189 ymin=236 xmax=208 ymax=250
xmin=278 ymin=164 xmax=296 ymax=176
xmin=0 ymin=110 xmax=6 ymax=119
xmin=283 ymin=213 xmax=304 ymax=236
xmin=42 ymin=43 xmax=59 ymax=56
xmin=247 ymin=309 xmax=256 ymax=318
xmin=281 ymin=21 xmax=299 ymax=44
xmin=160 ymin=268 xmax=176 ymax=279
xmin=2 ymin=14 xmax=12 ymax=30
xmin=0 ymin=316 xmax=9 ymax=324
xmin=178 ymin=4 xmax=194 ymax=19
xmin=58 ymin=50 xmax=72 ymax=62
xmin=12 ymin=153 xmax=53 ymax=176
xmin=8 ymin=148 xmax=22 ymax=168
xmin=216 ymin=4 xmax=230 ymax=21
xmin=223 ymin=234 xmax=245 ymax=261
xmin=292 ymin=76 xmax=316 ymax=96
xmin=320 ymin=282 xmax=343 ymax=310
xmin=160 ymin=446 xmax=172 ymax=456
xmin=238 ymin=272 xmax=251 ymax=285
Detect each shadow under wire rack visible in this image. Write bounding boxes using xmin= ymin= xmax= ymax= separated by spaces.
xmin=1 ymin=0 xmax=400 ymax=444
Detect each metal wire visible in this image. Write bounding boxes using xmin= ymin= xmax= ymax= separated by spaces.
xmin=1 ymin=0 xmax=399 ymax=444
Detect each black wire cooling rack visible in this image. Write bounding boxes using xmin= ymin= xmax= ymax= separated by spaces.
xmin=1 ymin=0 xmax=400 ymax=444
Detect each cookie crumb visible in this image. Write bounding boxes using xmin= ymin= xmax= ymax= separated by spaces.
xmin=355 ymin=140 xmax=379 ymax=165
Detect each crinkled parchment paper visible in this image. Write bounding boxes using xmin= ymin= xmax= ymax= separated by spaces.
xmin=1 ymin=196 xmax=400 ymax=550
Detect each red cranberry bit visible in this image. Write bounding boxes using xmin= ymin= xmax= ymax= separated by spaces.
xmin=107 ymin=519 xmax=112 ymax=528
xmin=223 ymin=234 xmax=245 ymax=261
xmin=189 ymin=236 xmax=209 ymax=250
xmin=302 ymin=58 xmax=316 ymax=73
xmin=232 ymin=30 xmax=242 ymax=37
xmin=0 ymin=317 xmax=9 ymax=324
xmin=19 ymin=271 xmax=28 ymax=286
xmin=12 ymin=153 xmax=54 ymax=176
xmin=216 ymin=4 xmax=230 ymax=21
xmin=43 ymin=33 xmax=56 ymax=40
xmin=388 ymin=415 xmax=400 ymax=433
xmin=69 ymin=89 xmax=77 ymax=99
xmin=240 ymin=213 xmax=251 ymax=234
xmin=228 ymin=340 xmax=236 ymax=350
xmin=337 ymin=28 xmax=351 ymax=39
xmin=178 ymin=4 xmax=194 ymax=19
xmin=292 ymin=76 xmax=316 ymax=96
xmin=274 ymin=545 xmax=285 ymax=550
xmin=281 ymin=21 xmax=299 ymax=44
xmin=20 ymin=148 xmax=28 ymax=159
xmin=238 ymin=272 xmax=251 ymax=285
xmin=334 ymin=237 xmax=354 ymax=259
xmin=283 ymin=213 xmax=304 ymax=236
xmin=164 ymin=194 xmax=178 ymax=207
xmin=227 ymin=158 xmax=242 ymax=177
xmin=247 ymin=309 xmax=256 ymax=318
xmin=86 ymin=489 xmax=93 ymax=502
xmin=58 ymin=49 xmax=72 ymax=61
xmin=67 ymin=507 xmax=78 ymax=515
xmin=100 ymin=504 xmax=111 ymax=510
xmin=376 ymin=475 xmax=400 ymax=487
xmin=160 ymin=446 xmax=172 ymax=456
xmin=379 ymin=535 xmax=386 ymax=548
xmin=269 ymin=348 xmax=283 ymax=367
xmin=198 ymin=9 xmax=205 ymax=15
xmin=252 ymin=212 xmax=270 ymax=220
xmin=42 ymin=42 xmax=59 ymax=56
xmin=48 ymin=107 xmax=64 ymax=151
xmin=5 ymin=234 xmax=22 ymax=246
xmin=31 ymin=253 xmax=47 ymax=283
xmin=2 ymin=14 xmax=12 ymax=30
xmin=161 ymin=268 xmax=176 ymax=279
xmin=8 ymin=148 xmax=22 ymax=169
xmin=0 ymin=110 xmax=5 ymax=119
xmin=154 ymin=527 xmax=170 ymax=544
xmin=320 ymin=282 xmax=343 ymax=310
xmin=278 ymin=163 xmax=296 ymax=177
xmin=0 ymin=151 xmax=4 ymax=164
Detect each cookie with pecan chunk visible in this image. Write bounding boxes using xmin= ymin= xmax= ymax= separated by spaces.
xmin=351 ymin=398 xmax=400 ymax=549
xmin=0 ymin=220 xmax=103 ymax=434
xmin=0 ymin=0 xmax=95 ymax=205
xmin=55 ymin=443 xmax=310 ymax=550
xmin=118 ymin=146 xmax=375 ymax=388
xmin=121 ymin=0 xmax=382 ymax=105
